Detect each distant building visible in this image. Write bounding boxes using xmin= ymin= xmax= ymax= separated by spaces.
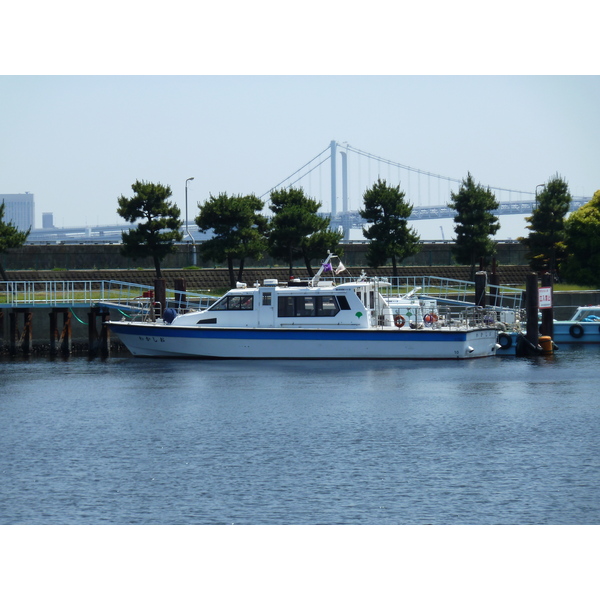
xmin=42 ymin=212 xmax=55 ymax=229
xmin=1 ymin=192 xmax=35 ymax=231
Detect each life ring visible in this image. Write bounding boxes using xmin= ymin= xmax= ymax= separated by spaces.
xmin=394 ymin=314 xmax=406 ymax=328
xmin=569 ymin=324 xmax=584 ymax=339
xmin=497 ymin=332 xmax=512 ymax=349
xmin=423 ymin=313 xmax=438 ymax=325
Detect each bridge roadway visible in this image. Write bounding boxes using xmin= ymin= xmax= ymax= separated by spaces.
xmin=24 ymin=197 xmax=592 ymax=244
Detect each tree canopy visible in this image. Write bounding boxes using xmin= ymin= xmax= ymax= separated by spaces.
xmin=560 ymin=189 xmax=600 ymax=286
xmin=448 ymin=173 xmax=500 ymax=280
xmin=117 ymin=180 xmax=183 ymax=279
xmin=519 ymin=174 xmax=571 ymax=275
xmin=0 ymin=200 xmax=30 ymax=280
xmin=196 ymin=193 xmax=269 ymax=288
xmin=359 ymin=178 xmax=421 ymax=276
xmin=267 ymin=187 xmax=343 ymax=277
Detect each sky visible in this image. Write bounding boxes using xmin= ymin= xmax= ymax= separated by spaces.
xmin=2 ymin=3 xmax=599 ymax=242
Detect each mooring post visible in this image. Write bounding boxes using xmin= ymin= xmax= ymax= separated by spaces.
xmin=100 ymin=310 xmax=110 ymax=357
xmin=50 ymin=310 xmax=59 ymax=355
xmin=9 ymin=311 xmax=17 ymax=355
xmin=10 ymin=309 xmax=33 ymax=355
xmin=489 ymin=258 xmax=500 ymax=308
xmin=59 ymin=310 xmax=72 ymax=355
xmin=88 ymin=307 xmax=99 ymax=356
xmin=174 ymin=277 xmax=186 ymax=312
xmin=154 ymin=278 xmax=166 ymax=321
xmin=22 ymin=310 xmax=33 ymax=354
xmin=525 ymin=273 xmax=539 ymax=348
xmin=49 ymin=308 xmax=70 ymax=355
xmin=540 ymin=272 xmax=554 ymax=339
xmin=475 ymin=271 xmax=487 ymax=307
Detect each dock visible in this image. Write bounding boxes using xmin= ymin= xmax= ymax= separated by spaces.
xmin=0 ymin=280 xmax=214 ymax=356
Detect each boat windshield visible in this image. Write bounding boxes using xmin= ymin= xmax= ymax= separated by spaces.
xmin=572 ymin=307 xmax=600 ymax=321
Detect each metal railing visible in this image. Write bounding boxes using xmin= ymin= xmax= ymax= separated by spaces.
xmin=333 ymin=274 xmax=523 ymax=312
xmin=0 ymin=280 xmax=217 ymax=313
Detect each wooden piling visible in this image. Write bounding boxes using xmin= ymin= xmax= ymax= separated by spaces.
xmin=540 ymin=272 xmax=554 ymax=339
xmin=174 ymin=277 xmax=187 ymax=311
xmin=88 ymin=307 xmax=110 ymax=357
xmin=154 ymin=278 xmax=166 ymax=321
xmin=475 ymin=271 xmax=487 ymax=307
xmin=525 ymin=272 xmax=539 ymax=348
xmin=9 ymin=308 xmax=33 ymax=355
xmin=489 ymin=259 xmax=500 ymax=307
xmin=59 ymin=309 xmax=72 ymax=355
xmin=49 ymin=308 xmax=71 ymax=355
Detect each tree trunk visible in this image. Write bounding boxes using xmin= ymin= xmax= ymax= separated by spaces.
xmin=304 ymin=255 xmax=314 ymax=278
xmin=153 ymin=256 xmax=162 ymax=279
xmin=288 ymin=247 xmax=294 ymax=279
xmin=227 ymin=256 xmax=236 ymax=288
xmin=237 ymin=258 xmax=245 ymax=285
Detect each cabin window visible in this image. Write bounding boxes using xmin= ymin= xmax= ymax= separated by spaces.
xmin=336 ymin=296 xmax=351 ymax=311
xmin=262 ymin=292 xmax=272 ymax=306
xmin=277 ymin=295 xmax=340 ymax=318
xmin=210 ymin=295 xmax=253 ymax=311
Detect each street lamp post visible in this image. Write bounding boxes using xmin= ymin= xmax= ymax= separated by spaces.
xmin=185 ymin=177 xmax=196 ymax=266
xmin=535 ymin=183 xmax=544 ymax=208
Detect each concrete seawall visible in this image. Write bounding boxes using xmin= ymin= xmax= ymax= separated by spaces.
xmin=2 ymin=241 xmax=529 ymax=272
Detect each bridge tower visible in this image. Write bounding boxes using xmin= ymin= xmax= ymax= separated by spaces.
xmin=330 ymin=140 xmax=337 ymax=216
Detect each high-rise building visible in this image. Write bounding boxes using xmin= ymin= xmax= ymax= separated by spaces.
xmin=1 ymin=193 xmax=35 ymax=231
xmin=42 ymin=212 xmax=54 ymax=229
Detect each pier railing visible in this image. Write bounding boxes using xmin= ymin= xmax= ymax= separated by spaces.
xmin=0 ymin=280 xmax=217 ymax=312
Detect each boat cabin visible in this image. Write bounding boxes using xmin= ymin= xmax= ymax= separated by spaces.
xmin=170 ymin=277 xmax=397 ymax=329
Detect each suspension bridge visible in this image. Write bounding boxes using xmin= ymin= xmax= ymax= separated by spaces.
xmin=260 ymin=140 xmax=591 ymax=233
xmin=26 ymin=141 xmax=591 ymax=244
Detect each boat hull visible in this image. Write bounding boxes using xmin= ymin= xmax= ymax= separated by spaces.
xmin=108 ymin=322 xmax=498 ymax=360
xmin=552 ymin=321 xmax=600 ymax=344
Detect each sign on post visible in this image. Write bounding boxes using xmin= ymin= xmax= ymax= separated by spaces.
xmin=539 ymin=286 xmax=553 ymax=309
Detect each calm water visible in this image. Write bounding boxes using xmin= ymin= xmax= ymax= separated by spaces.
xmin=1 ymin=347 xmax=599 ymax=525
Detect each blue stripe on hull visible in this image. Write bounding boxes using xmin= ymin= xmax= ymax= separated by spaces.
xmin=109 ymin=323 xmax=484 ymax=343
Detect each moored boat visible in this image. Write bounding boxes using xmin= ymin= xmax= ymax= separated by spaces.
xmin=552 ymin=306 xmax=600 ymax=344
xmin=107 ymin=254 xmax=499 ymax=360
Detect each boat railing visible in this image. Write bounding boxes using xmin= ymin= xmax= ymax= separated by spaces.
xmin=332 ymin=274 xmax=523 ymax=313
xmin=386 ymin=302 xmax=500 ymax=331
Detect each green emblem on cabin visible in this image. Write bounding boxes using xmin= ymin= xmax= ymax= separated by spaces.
xmin=355 ymin=312 xmax=363 ymax=318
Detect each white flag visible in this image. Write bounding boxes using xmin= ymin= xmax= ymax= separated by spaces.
xmin=335 ymin=261 xmax=347 ymax=274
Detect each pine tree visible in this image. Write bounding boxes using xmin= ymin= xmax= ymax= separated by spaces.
xmin=268 ymin=188 xmax=342 ymax=277
xmin=117 ymin=180 xmax=183 ymax=278
xmin=196 ymin=193 xmax=268 ymax=287
xmin=448 ymin=173 xmax=500 ymax=280
xmin=519 ymin=174 xmax=571 ymax=275
xmin=359 ymin=178 xmax=421 ymax=276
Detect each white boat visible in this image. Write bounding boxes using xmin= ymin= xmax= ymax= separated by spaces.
xmin=552 ymin=306 xmax=600 ymax=343
xmin=107 ymin=254 xmax=499 ymax=360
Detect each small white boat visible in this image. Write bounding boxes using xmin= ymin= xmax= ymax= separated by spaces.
xmin=107 ymin=254 xmax=499 ymax=360
xmin=552 ymin=306 xmax=600 ymax=343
